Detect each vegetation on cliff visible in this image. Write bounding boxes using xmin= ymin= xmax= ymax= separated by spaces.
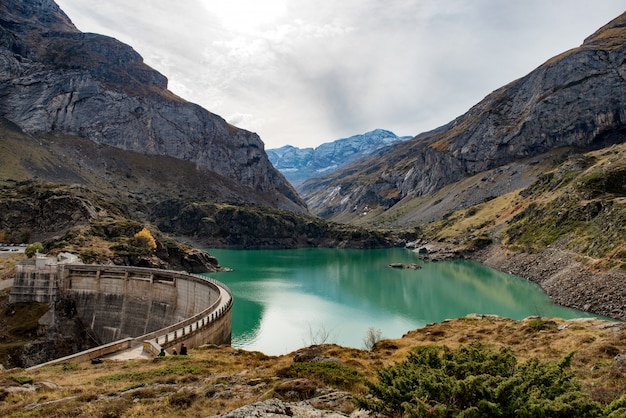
xmin=414 ymin=144 xmax=626 ymax=271
xmin=505 ymin=147 xmax=626 ymax=271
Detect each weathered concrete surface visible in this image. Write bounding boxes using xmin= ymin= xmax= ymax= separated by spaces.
xmin=63 ymin=267 xmax=216 ymax=344
xmin=10 ymin=260 xmax=232 ymax=364
xmin=9 ymin=261 xmax=60 ymax=303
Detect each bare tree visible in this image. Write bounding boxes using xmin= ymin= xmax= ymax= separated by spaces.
xmin=362 ymin=326 xmax=383 ymax=351
xmin=304 ymin=323 xmax=335 ymax=346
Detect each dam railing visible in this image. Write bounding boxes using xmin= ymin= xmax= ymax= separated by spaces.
xmin=138 ymin=273 xmax=233 ymax=356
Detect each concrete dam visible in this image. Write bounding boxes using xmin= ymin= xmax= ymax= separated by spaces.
xmin=9 ymin=255 xmax=232 ymax=364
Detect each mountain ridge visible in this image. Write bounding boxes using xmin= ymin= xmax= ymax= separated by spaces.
xmin=0 ymin=0 xmax=305 ymax=212
xmin=267 ymin=129 xmax=410 ymax=189
xmin=300 ymin=12 xmax=626 ymax=217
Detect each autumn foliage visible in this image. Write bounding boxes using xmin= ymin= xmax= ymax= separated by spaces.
xmin=134 ymin=227 xmax=156 ymax=251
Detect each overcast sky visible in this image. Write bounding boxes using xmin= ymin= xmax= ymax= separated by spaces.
xmin=54 ymin=0 xmax=626 ymax=149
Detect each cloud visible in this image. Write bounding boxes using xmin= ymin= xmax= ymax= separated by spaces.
xmin=55 ymin=0 xmax=626 ymax=148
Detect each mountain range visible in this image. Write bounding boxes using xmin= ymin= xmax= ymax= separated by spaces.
xmin=300 ymin=16 xmax=626 ymax=220
xmin=0 ymin=2 xmax=625 ymax=322
xmin=266 ymin=129 xmax=410 ymax=189
xmin=0 ymin=0 xmax=403 ymax=263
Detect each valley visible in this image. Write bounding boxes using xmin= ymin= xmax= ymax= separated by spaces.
xmin=0 ymin=1 xmax=625 ymax=415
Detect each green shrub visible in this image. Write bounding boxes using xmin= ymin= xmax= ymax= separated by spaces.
xmin=62 ymin=362 xmax=79 ymax=371
xmin=24 ymin=242 xmax=43 ymax=258
xmin=356 ymin=343 xmax=602 ymax=417
xmin=12 ymin=375 xmax=34 ymax=385
xmin=604 ymin=394 xmax=626 ymax=417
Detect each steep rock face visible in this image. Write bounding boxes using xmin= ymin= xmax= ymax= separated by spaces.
xmin=0 ymin=186 xmax=99 ymax=243
xmin=267 ymin=129 xmax=409 ymax=189
xmin=301 ymin=13 xmax=626 ymax=217
xmin=150 ymin=200 xmax=400 ymax=249
xmin=0 ymin=0 xmax=304 ymax=212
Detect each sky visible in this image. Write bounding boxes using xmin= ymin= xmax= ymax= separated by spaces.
xmin=54 ymin=0 xmax=626 ymax=150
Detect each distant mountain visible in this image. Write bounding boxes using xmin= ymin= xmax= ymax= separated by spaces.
xmin=266 ymin=129 xmax=410 ymax=189
xmin=301 ymin=13 xmax=626 ymax=220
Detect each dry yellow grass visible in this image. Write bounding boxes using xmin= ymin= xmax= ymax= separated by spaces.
xmin=1 ymin=315 xmax=624 ymax=417
xmin=0 ymin=254 xmax=25 ymax=281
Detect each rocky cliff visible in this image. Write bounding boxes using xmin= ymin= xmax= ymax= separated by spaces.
xmin=0 ymin=0 xmax=304 ymax=212
xmin=300 ymin=13 xmax=626 ymax=218
xmin=267 ymin=129 xmax=409 ymax=189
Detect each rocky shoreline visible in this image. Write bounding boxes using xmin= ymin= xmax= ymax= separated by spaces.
xmin=474 ymin=245 xmax=626 ymax=322
xmin=414 ymin=241 xmax=626 ymax=322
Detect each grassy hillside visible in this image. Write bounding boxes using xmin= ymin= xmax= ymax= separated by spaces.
xmin=0 ymin=316 xmax=624 ymax=417
xmin=349 ymin=144 xmax=626 ymax=273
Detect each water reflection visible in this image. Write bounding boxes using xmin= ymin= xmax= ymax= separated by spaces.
xmin=204 ymin=248 xmax=598 ymax=355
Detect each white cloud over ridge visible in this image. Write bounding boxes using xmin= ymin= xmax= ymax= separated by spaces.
xmin=55 ymin=0 xmax=626 ymax=149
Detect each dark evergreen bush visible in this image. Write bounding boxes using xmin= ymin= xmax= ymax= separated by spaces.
xmin=356 ymin=343 xmax=603 ymax=417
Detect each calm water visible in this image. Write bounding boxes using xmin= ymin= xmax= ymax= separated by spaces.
xmin=203 ymin=248 xmax=598 ymax=355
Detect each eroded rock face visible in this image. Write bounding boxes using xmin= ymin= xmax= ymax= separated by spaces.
xmin=0 ymin=0 xmax=304 ymax=211
xmin=301 ymin=13 xmax=626 ymax=217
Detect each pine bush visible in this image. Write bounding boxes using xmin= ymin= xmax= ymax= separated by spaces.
xmin=355 ymin=343 xmax=602 ymax=417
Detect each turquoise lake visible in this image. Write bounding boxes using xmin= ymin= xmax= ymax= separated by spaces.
xmin=203 ymin=248 xmax=598 ymax=355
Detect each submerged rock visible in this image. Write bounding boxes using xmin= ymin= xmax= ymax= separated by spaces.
xmin=387 ymin=263 xmax=421 ymax=269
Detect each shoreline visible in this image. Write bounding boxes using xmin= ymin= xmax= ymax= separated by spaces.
xmin=417 ymin=241 xmax=626 ymax=322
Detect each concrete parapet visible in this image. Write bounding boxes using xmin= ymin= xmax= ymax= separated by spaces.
xmin=146 ymin=282 xmax=233 ymax=353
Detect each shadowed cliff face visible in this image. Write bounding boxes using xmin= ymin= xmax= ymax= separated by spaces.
xmin=301 ymin=12 xmax=626 ymax=218
xmin=0 ymin=0 xmax=305 ymax=212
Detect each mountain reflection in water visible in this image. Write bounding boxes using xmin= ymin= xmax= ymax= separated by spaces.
xmin=203 ymin=248 xmax=598 ymax=355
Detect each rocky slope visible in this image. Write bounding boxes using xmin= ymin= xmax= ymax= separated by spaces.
xmin=267 ymin=129 xmax=410 ymax=189
xmin=300 ymin=12 xmax=626 ymax=218
xmin=0 ymin=0 xmax=304 ymax=213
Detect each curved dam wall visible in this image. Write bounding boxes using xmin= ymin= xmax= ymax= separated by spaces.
xmin=10 ymin=259 xmax=232 ymax=352
xmin=61 ymin=265 xmax=226 ymax=344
